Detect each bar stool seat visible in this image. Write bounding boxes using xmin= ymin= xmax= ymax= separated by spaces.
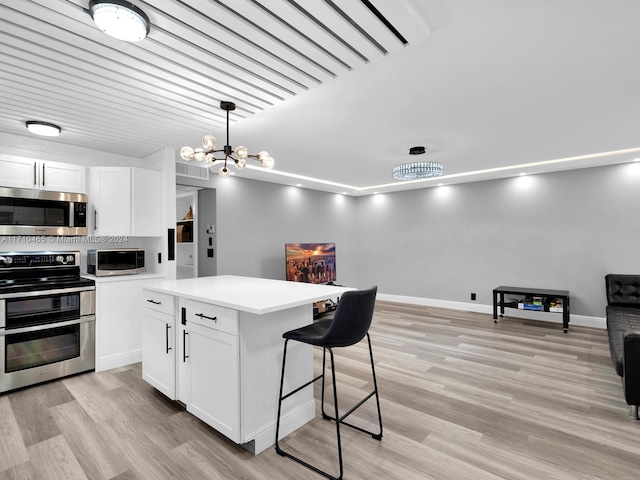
xmin=275 ymin=285 xmax=383 ymax=480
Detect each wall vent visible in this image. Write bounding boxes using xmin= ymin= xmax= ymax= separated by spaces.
xmin=176 ymin=163 xmax=210 ymax=180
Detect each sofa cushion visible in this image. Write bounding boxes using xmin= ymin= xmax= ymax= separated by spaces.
xmin=605 ymin=274 xmax=640 ymax=306
xmin=607 ymin=305 xmax=640 ymax=376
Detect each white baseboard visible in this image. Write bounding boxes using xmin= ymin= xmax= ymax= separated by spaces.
xmin=377 ymin=293 xmax=606 ymax=330
xmin=242 ymin=399 xmax=315 ymax=455
xmin=95 ymin=349 xmax=142 ymax=372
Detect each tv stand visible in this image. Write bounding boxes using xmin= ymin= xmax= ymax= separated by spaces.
xmin=493 ymin=286 xmax=571 ymax=333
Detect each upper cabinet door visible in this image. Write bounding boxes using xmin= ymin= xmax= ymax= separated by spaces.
xmin=41 ymin=161 xmax=86 ymax=193
xmin=131 ymin=168 xmax=161 ymax=237
xmin=89 ymin=166 xmax=162 ymax=237
xmin=90 ymin=167 xmax=131 ymax=236
xmin=0 ymin=156 xmax=86 ymax=193
xmin=0 ymin=156 xmax=37 ymax=189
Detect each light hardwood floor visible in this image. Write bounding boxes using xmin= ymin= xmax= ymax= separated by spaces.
xmin=0 ymin=301 xmax=638 ymax=479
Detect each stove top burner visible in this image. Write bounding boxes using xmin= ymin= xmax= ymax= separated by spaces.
xmin=0 ymin=251 xmax=94 ymax=295
xmin=0 ymin=276 xmax=95 ymax=294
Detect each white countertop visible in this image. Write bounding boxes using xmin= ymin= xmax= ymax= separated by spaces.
xmin=143 ymin=275 xmax=352 ymax=314
xmin=83 ymin=272 xmax=164 ymax=283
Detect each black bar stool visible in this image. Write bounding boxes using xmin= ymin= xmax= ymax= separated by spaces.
xmin=275 ymin=285 xmax=383 ymax=480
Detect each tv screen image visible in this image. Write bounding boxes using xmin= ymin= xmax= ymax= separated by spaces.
xmin=285 ymin=243 xmax=336 ymax=284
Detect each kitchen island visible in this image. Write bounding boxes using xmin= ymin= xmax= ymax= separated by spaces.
xmin=141 ymin=275 xmax=351 ymax=454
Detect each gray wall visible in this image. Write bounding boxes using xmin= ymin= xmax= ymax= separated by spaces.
xmin=197 ymin=188 xmax=217 ymax=277
xmin=184 ymin=175 xmax=359 ymax=287
xmin=355 ymin=162 xmax=640 ymax=317
xmin=183 ymin=161 xmax=640 ymax=318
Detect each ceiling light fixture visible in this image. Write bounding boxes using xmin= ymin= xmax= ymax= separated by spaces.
xmin=88 ymin=0 xmax=150 ymax=42
xmin=25 ymin=121 xmax=61 ymax=137
xmin=393 ymin=146 xmax=443 ymax=180
xmin=180 ymin=101 xmax=274 ymax=178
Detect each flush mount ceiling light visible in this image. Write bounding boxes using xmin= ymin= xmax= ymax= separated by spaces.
xmin=180 ymin=101 xmax=274 ymax=178
xmin=88 ymin=0 xmax=150 ymax=42
xmin=25 ymin=121 xmax=62 ymax=137
xmin=392 ymin=146 xmax=443 ymax=180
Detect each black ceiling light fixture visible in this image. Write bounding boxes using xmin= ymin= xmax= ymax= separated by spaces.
xmin=392 ymin=146 xmax=443 ymax=180
xmin=88 ymin=0 xmax=150 ymax=42
xmin=180 ymin=101 xmax=274 ymax=178
xmin=25 ymin=121 xmax=62 ymax=137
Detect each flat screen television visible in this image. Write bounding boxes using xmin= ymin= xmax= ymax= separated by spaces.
xmin=285 ymin=243 xmax=336 ymax=284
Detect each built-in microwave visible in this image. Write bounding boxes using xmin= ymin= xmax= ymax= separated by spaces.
xmin=0 ymin=187 xmax=88 ymax=236
xmin=87 ymin=249 xmax=146 ymax=276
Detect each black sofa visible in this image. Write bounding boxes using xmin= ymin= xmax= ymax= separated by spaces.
xmin=605 ymin=274 xmax=640 ymax=419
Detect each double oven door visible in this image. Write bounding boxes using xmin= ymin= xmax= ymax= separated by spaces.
xmin=0 ymin=286 xmax=95 ymax=393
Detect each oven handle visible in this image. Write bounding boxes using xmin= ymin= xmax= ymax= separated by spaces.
xmin=0 ymin=315 xmax=95 ymax=336
xmin=0 ymin=286 xmax=95 ymax=300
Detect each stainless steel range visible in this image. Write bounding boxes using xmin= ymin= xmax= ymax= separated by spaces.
xmin=0 ymin=251 xmax=95 ymax=393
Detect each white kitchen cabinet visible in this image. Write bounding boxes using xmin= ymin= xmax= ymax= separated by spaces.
xmin=93 ymin=275 xmax=164 ymax=372
xmin=0 ymin=155 xmax=86 ymax=193
xmin=142 ymin=289 xmax=176 ymax=399
xmin=141 ymin=276 xmax=352 ymax=455
xmin=89 ymin=167 xmax=161 ymax=236
xmin=181 ymin=301 xmax=240 ymax=442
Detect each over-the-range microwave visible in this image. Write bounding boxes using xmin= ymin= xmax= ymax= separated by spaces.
xmin=87 ymin=249 xmax=146 ymax=276
xmin=0 ymin=187 xmax=88 ymax=236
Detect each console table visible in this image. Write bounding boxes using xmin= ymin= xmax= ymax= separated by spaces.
xmin=492 ymin=286 xmax=571 ymax=333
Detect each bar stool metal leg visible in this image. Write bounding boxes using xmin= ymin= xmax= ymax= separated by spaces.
xmin=320 ymin=334 xmax=383 ymax=440
xmin=275 ymin=342 xmax=344 ymax=480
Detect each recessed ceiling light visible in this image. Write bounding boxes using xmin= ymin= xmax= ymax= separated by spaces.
xmin=88 ymin=0 xmax=150 ymax=42
xmin=25 ymin=121 xmax=61 ymax=137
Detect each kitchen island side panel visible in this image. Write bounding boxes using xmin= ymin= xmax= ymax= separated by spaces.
xmin=239 ymin=304 xmax=315 ymax=454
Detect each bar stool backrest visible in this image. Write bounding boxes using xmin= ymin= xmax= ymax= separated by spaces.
xmin=321 ymin=285 xmax=377 ymax=348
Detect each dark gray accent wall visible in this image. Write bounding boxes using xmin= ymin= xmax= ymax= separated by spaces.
xmin=181 ymin=161 xmax=640 ymax=317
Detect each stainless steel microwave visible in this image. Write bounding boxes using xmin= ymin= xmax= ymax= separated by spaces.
xmin=87 ymin=249 xmax=146 ymax=276
xmin=0 ymin=187 xmax=88 ymax=236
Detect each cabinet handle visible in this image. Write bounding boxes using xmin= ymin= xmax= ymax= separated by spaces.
xmin=42 ymin=164 xmax=45 ymax=186
xmin=147 ymin=299 xmax=161 ymax=305
xmin=94 ymin=210 xmax=98 ymax=230
xmin=183 ymin=331 xmax=189 ymax=362
xmin=165 ymin=324 xmax=171 ymax=353
xmin=33 ymin=162 xmax=37 ymax=186
xmin=195 ymin=313 xmax=217 ymax=322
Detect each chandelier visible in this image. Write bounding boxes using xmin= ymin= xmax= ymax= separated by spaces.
xmin=180 ymin=101 xmax=274 ymax=178
xmin=392 ymin=146 xmax=443 ymax=180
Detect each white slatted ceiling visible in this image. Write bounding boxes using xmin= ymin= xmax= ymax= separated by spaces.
xmin=0 ymin=0 xmax=428 ymax=159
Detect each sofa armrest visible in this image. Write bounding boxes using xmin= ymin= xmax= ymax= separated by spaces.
xmin=623 ymin=331 xmax=640 ymax=405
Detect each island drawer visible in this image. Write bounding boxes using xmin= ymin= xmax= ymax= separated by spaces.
xmin=143 ymin=289 xmax=175 ymax=315
xmin=184 ymin=299 xmax=238 ymax=336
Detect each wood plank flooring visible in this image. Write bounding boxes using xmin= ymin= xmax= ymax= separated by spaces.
xmin=0 ymin=301 xmax=638 ymax=479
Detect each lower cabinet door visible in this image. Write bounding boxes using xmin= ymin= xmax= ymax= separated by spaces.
xmin=185 ymin=321 xmax=240 ymax=442
xmin=142 ymin=308 xmax=176 ymax=399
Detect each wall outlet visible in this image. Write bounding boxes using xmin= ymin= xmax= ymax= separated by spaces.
xmin=471 ymin=292 xmax=476 ymax=301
